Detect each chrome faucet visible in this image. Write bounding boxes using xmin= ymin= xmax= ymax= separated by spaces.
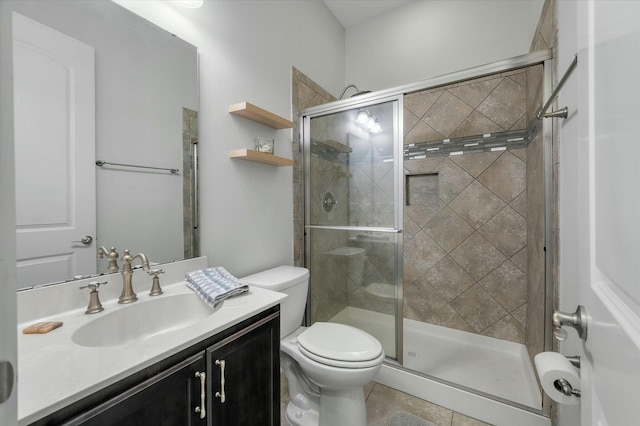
xmin=97 ymin=246 xmax=119 ymax=273
xmin=119 ymin=249 xmax=150 ymax=304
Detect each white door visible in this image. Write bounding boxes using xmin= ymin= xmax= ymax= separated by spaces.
xmin=13 ymin=13 xmax=96 ymax=289
xmin=560 ymin=1 xmax=640 ymax=425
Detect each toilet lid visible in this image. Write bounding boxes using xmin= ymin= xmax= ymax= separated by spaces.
xmin=297 ymin=322 xmax=383 ymax=366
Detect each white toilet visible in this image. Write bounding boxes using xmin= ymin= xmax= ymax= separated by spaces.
xmin=242 ymin=265 xmax=384 ymax=426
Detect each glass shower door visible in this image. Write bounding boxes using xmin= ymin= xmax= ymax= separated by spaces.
xmin=303 ymin=97 xmax=402 ymax=360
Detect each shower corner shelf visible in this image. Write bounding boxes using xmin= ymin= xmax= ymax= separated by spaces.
xmin=228 ymin=101 xmax=293 ymax=130
xmin=315 ymin=139 xmax=352 ymax=153
xmin=229 ymin=149 xmax=294 ymax=167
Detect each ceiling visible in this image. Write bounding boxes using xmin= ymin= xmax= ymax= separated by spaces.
xmin=323 ymin=0 xmax=412 ymax=29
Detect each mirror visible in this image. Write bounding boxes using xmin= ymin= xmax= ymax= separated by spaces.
xmin=10 ymin=0 xmax=198 ymax=290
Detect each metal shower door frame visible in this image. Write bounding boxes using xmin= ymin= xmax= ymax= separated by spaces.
xmin=301 ymin=94 xmax=405 ymax=364
xmin=300 ymin=51 xmax=556 ymax=402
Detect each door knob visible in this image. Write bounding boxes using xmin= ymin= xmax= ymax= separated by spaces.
xmin=73 ymin=235 xmax=93 ymax=245
xmin=553 ymin=305 xmax=587 ymax=341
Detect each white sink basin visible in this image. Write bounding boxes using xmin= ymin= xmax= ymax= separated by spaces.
xmin=72 ymin=293 xmax=214 ymax=347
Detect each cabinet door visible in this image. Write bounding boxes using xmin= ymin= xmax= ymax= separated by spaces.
xmin=207 ymin=313 xmax=279 ymax=426
xmin=65 ymin=354 xmax=207 ymax=426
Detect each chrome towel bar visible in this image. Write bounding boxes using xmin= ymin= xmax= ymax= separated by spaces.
xmin=537 ymin=54 xmax=578 ymax=120
xmin=95 ymin=160 xmax=179 ymax=174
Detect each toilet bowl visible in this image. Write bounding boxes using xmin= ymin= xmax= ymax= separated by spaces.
xmin=241 ymin=266 xmax=384 ymax=426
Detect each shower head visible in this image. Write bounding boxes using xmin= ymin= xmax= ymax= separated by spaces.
xmin=339 ymin=84 xmax=371 ymax=99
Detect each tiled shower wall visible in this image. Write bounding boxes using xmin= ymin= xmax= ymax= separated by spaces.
xmin=402 ymin=150 xmax=528 ymax=342
xmin=292 ymin=65 xmax=547 ymax=346
xmin=400 ymin=70 xmax=532 ymax=344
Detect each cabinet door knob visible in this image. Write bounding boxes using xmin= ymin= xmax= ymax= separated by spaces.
xmin=194 ymin=371 xmax=206 ymax=419
xmin=215 ymin=359 xmax=226 ymax=403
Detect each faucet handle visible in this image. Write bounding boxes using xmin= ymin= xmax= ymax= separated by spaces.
xmin=147 ymin=269 xmax=164 ymax=296
xmin=79 ymin=280 xmax=107 ymax=291
xmin=79 ymin=281 xmax=107 ymax=314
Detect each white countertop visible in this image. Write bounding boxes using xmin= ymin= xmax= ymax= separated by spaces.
xmin=17 ymin=258 xmax=286 ymax=425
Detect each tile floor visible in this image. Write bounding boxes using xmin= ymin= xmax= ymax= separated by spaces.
xmin=280 ymin=375 xmax=492 ymax=426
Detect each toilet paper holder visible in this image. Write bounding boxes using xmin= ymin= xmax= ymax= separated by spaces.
xmin=554 ymin=378 xmax=581 ymax=398
xmin=556 ymin=356 xmax=581 ymax=397
xmin=553 ymin=305 xmax=588 ymax=341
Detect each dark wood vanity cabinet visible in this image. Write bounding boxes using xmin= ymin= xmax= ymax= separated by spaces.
xmin=34 ymin=306 xmax=279 ymax=426
xmin=65 ymin=354 xmax=207 ymax=426
xmin=207 ymin=312 xmax=280 ymax=426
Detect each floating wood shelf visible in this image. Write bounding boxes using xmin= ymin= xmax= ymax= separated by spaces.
xmin=229 ymin=149 xmax=294 ymax=167
xmin=228 ymin=102 xmax=293 ymax=130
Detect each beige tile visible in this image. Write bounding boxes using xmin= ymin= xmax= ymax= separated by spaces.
xmin=508 ymin=71 xmax=527 ymax=88
xmin=297 ymin=81 xmax=318 ymax=110
xmin=449 ymin=181 xmax=506 ymax=229
xmin=477 ymin=151 xmax=526 ymax=203
xmin=405 ymin=204 xmax=442 ymax=229
xmin=478 ymin=206 xmax=527 ymax=257
xmin=424 ymin=206 xmax=475 ymax=253
xmin=406 ymin=120 xmax=445 ymax=144
xmin=407 ymin=173 xmax=440 ymax=207
xmin=526 ymin=64 xmax=544 ymax=125
xmin=452 ymin=411 xmax=494 ymax=426
xmin=435 ymin=158 xmax=474 ymax=204
xmin=366 ymin=383 xmax=453 ymax=426
xmin=404 ymin=231 xmax=447 ymax=272
xmin=477 ymin=76 xmax=526 ymax=130
xmin=450 ymin=284 xmax=508 ymax=333
xmin=403 ymin=212 xmax=422 ymax=238
xmin=450 ymin=110 xmax=504 ymax=139
xmin=404 ymin=278 xmax=450 ymax=320
xmin=404 ymin=108 xmax=421 ymax=137
xmin=427 ymin=304 xmax=475 ymax=333
xmin=405 ymin=90 xmax=445 ymax=118
xmin=510 ymin=190 xmax=528 ymax=218
xmin=511 ymin=246 xmax=528 ymax=273
xmin=450 ymin=232 xmax=507 ymax=281
xmin=482 ymin=314 xmax=526 ymax=344
xmin=364 ymin=381 xmax=376 ymax=400
xmin=539 ymin=0 xmax=557 ymax=49
xmin=424 ymin=91 xmax=474 ymax=137
xmin=423 ymin=256 xmax=475 ymax=301
xmin=479 ymin=260 xmax=527 ymax=313
xmin=511 ymin=147 xmax=527 ymax=163
xmin=449 ymin=151 xmax=501 ymax=178
xmin=405 ymin=157 xmax=444 ymax=175
xmin=512 ymin=303 xmax=528 ymax=328
xmin=448 ymin=78 xmax=502 ymax=108
xmin=403 ymin=262 xmax=425 ymax=286
xmin=512 ymin=113 xmax=529 ymax=132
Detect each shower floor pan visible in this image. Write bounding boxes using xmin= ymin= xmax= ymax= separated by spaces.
xmin=330 ymin=306 xmax=541 ymax=410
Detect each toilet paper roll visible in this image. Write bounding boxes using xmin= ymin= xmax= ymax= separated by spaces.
xmin=534 ymin=352 xmax=581 ymax=405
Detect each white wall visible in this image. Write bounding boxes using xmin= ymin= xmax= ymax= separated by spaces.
xmin=115 ymin=0 xmax=346 ymax=277
xmin=345 ymin=0 xmax=545 ymax=91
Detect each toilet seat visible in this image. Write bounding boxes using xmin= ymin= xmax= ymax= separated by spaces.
xmin=297 ymin=322 xmax=383 ymax=369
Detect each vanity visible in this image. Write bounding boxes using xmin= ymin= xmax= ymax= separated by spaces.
xmin=17 ymin=257 xmax=285 ymax=426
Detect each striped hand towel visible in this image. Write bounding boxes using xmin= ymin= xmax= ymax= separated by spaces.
xmin=185 ymin=267 xmax=249 ymax=308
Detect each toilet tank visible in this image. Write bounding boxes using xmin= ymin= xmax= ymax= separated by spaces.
xmin=241 ymin=266 xmax=309 ymax=337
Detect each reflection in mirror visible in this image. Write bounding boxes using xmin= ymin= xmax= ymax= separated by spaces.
xmin=11 ymin=0 xmax=198 ymax=290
